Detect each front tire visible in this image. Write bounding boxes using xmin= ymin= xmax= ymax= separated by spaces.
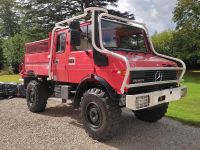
xmin=134 ymin=103 xmax=168 ymax=122
xmin=26 ymin=80 xmax=48 ymax=113
xmin=81 ymin=88 xmax=121 ymax=141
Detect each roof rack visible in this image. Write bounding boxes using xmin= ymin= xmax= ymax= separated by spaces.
xmin=55 ymin=7 xmax=108 ymax=27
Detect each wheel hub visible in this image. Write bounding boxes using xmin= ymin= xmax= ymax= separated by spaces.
xmin=89 ymin=107 xmax=99 ymax=123
xmin=86 ymin=103 xmax=101 ymax=127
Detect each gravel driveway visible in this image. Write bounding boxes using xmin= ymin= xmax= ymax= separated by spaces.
xmin=0 ymin=98 xmax=200 ymax=150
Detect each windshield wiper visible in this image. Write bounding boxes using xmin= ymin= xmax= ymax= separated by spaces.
xmin=105 ymin=47 xmax=148 ymax=53
xmin=105 ymin=47 xmax=133 ymax=52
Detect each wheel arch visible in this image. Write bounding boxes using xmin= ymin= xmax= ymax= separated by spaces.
xmin=24 ymin=70 xmax=48 ymax=89
xmin=73 ymin=75 xmax=118 ymax=107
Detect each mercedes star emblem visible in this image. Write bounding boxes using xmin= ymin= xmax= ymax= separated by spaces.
xmin=155 ymin=71 xmax=163 ymax=81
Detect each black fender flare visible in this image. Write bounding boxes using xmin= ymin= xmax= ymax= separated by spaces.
xmin=23 ymin=70 xmax=37 ymax=89
xmin=74 ymin=75 xmax=118 ymax=107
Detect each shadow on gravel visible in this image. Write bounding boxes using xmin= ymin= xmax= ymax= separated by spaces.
xmin=41 ymin=104 xmax=79 ymax=118
xmin=41 ymin=103 xmax=84 ymax=129
xmin=39 ymin=103 xmax=200 ymax=150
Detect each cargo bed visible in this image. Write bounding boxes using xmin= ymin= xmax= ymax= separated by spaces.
xmin=24 ymin=39 xmax=50 ymax=76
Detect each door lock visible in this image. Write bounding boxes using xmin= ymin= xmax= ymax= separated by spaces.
xmin=54 ymin=59 xmax=59 ymax=64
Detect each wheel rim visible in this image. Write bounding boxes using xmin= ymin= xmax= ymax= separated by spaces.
xmin=86 ymin=102 xmax=102 ymax=128
xmin=29 ymin=89 xmax=35 ymax=106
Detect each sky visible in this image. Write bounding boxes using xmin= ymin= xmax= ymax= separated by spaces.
xmin=114 ymin=0 xmax=177 ymax=35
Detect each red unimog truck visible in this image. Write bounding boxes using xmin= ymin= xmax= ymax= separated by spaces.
xmin=20 ymin=7 xmax=187 ymax=140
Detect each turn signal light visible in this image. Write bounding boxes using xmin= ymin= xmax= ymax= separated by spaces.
xmin=117 ymin=70 xmax=127 ymax=76
xmin=135 ymin=95 xmax=149 ymax=109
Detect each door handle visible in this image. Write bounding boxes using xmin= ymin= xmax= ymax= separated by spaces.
xmin=54 ymin=59 xmax=59 ymax=64
xmin=68 ymin=57 xmax=75 ymax=65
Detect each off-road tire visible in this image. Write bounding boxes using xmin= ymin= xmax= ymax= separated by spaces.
xmin=81 ymin=88 xmax=121 ymax=141
xmin=26 ymin=80 xmax=48 ymax=113
xmin=134 ymin=103 xmax=168 ymax=122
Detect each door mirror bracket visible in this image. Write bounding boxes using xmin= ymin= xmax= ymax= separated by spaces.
xmin=70 ymin=20 xmax=81 ymax=46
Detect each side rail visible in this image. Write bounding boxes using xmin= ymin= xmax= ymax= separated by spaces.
xmin=97 ymin=13 xmax=186 ymax=92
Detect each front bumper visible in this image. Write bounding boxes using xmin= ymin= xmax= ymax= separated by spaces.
xmin=126 ymin=86 xmax=187 ymax=111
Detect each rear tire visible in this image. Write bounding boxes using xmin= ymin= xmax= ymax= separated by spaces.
xmin=26 ymin=80 xmax=48 ymax=113
xmin=134 ymin=103 xmax=168 ymax=122
xmin=81 ymin=88 xmax=121 ymax=141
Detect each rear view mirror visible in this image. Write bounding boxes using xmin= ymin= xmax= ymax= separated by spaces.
xmin=70 ymin=21 xmax=81 ymax=46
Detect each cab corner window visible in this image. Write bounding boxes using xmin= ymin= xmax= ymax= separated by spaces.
xmin=56 ymin=33 xmax=66 ymax=53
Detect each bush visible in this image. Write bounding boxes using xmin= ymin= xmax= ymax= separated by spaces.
xmin=151 ymin=30 xmax=175 ymax=56
xmin=151 ymin=30 xmax=200 ymax=69
xmin=2 ymin=33 xmax=29 ymax=73
xmin=0 ymin=69 xmax=10 ymax=76
xmin=0 ymin=39 xmax=4 ymax=70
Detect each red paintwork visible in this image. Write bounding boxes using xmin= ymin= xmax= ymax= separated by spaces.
xmin=24 ymin=52 xmax=49 ymax=76
xmin=22 ymin=24 xmax=177 ymax=94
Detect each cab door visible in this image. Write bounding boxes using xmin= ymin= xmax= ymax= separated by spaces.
xmin=53 ymin=31 xmax=68 ymax=82
xmin=67 ymin=24 xmax=95 ymax=83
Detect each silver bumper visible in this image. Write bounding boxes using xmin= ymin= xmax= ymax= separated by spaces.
xmin=126 ymin=86 xmax=187 ymax=111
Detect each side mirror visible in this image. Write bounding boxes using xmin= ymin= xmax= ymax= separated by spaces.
xmin=70 ymin=21 xmax=81 ymax=46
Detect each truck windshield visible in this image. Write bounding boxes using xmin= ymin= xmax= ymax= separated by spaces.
xmin=101 ymin=19 xmax=148 ymax=53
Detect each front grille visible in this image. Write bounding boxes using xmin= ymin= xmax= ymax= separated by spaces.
xmin=130 ymin=70 xmax=177 ymax=84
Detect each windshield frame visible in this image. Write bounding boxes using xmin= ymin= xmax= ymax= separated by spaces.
xmin=98 ymin=14 xmax=152 ymax=54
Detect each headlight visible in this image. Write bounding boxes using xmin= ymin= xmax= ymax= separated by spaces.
xmin=135 ymin=95 xmax=149 ymax=109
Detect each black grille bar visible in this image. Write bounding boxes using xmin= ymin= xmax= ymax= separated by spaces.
xmin=130 ymin=70 xmax=177 ymax=84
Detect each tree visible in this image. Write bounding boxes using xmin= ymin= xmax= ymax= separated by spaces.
xmin=174 ymin=0 xmax=200 ymax=30
xmin=80 ymin=0 xmax=134 ymax=19
xmin=0 ymin=0 xmax=20 ymax=37
xmin=0 ymin=39 xmax=4 ymax=70
xmin=2 ymin=33 xmax=29 ymax=73
xmin=20 ymin=0 xmax=76 ymax=37
xmin=80 ymin=0 xmax=117 ymax=11
xmin=20 ymin=0 xmax=134 ymax=39
xmin=173 ymin=0 xmax=200 ymax=68
xmin=151 ymin=30 xmax=175 ymax=56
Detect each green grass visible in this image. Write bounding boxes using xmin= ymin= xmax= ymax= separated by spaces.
xmin=0 ymin=74 xmax=21 ymax=83
xmin=167 ymin=71 xmax=200 ymax=127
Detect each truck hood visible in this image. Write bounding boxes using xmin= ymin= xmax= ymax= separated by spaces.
xmin=114 ymin=52 xmax=177 ymax=68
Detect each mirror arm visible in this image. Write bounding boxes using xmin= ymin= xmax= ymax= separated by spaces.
xmin=85 ymin=49 xmax=89 ymax=55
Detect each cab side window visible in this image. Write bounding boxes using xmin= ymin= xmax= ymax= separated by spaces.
xmin=56 ymin=33 xmax=66 ymax=53
xmin=74 ymin=24 xmax=92 ymax=51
